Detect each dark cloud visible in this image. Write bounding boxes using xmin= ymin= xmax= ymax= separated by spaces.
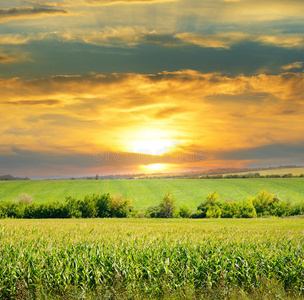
xmin=2 ymin=99 xmax=62 ymax=106
xmin=0 ymin=7 xmax=68 ymax=22
xmin=217 ymin=143 xmax=304 ymax=161
xmin=0 ymin=147 xmax=205 ymax=174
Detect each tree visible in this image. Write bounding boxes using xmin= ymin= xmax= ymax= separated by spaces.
xmin=159 ymin=192 xmax=176 ymax=218
xmin=179 ymin=205 xmax=191 ymax=218
xmin=197 ymin=191 xmax=220 ymax=217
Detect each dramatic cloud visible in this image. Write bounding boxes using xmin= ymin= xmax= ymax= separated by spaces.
xmin=0 ymin=71 xmax=303 ymax=171
xmin=58 ymin=28 xmax=304 ymax=49
xmin=0 ymin=7 xmax=68 ymax=22
xmin=1 ymin=0 xmax=304 ymax=175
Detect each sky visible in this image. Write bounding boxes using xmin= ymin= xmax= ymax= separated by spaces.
xmin=0 ymin=0 xmax=304 ymax=178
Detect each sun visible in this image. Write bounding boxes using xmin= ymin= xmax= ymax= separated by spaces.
xmin=132 ymin=138 xmax=173 ymax=155
xmin=127 ymin=129 xmax=179 ymax=155
xmin=141 ymin=163 xmax=169 ymax=172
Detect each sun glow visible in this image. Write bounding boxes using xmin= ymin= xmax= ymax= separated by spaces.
xmin=131 ymin=139 xmax=174 ymax=155
xmin=127 ymin=129 xmax=179 ymax=155
xmin=141 ymin=163 xmax=169 ymax=172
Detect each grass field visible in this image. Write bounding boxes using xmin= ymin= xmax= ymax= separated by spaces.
xmin=0 ymin=218 xmax=303 ymax=299
xmin=0 ymin=178 xmax=304 ymax=210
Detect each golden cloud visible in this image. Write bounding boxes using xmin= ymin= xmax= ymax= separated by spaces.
xmin=57 ymin=28 xmax=304 ymax=49
xmin=281 ymin=62 xmax=303 ymax=70
xmin=0 ymin=70 xmax=303 ymax=174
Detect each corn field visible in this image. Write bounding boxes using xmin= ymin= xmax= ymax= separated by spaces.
xmin=0 ymin=218 xmax=304 ymax=299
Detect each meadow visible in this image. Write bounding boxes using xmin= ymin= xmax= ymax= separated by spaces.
xmin=0 ymin=218 xmax=304 ymax=299
xmin=1 ymin=178 xmax=304 ymax=210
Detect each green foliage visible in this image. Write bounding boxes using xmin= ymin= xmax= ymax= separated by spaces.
xmin=0 ymin=218 xmax=304 ymax=299
xmin=179 ymin=205 xmax=191 ymax=218
xmin=190 ymin=210 xmax=205 ymax=218
xmin=110 ymin=194 xmax=134 ymax=218
xmin=95 ymin=193 xmax=111 ymax=217
xmin=291 ymin=201 xmax=304 ymax=216
xmin=196 ymin=191 xmax=220 ymax=217
xmin=146 ymin=205 xmax=160 ymax=218
xmin=206 ymin=204 xmax=222 ymax=218
xmin=0 ymin=189 xmax=303 ymax=219
xmin=158 ymin=192 xmax=176 ymax=218
xmin=221 ymin=200 xmax=240 ymax=218
xmin=251 ymin=190 xmax=280 ymax=217
xmin=236 ymin=200 xmax=257 ymax=218
xmin=13 ymin=193 xmax=33 ymax=205
xmin=1 ymin=178 xmax=304 ymax=211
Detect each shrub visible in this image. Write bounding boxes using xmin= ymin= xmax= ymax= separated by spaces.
xmin=80 ymin=195 xmax=97 ymax=218
xmin=190 ymin=210 xmax=205 ymax=218
xmin=291 ymin=201 xmax=304 ymax=216
xmin=110 ymin=194 xmax=134 ymax=218
xmin=197 ymin=191 xmax=220 ymax=217
xmin=13 ymin=193 xmax=33 ymax=205
xmin=237 ymin=200 xmax=257 ymax=218
xmin=159 ymin=192 xmax=176 ymax=218
xmin=95 ymin=193 xmax=111 ymax=218
xmin=146 ymin=205 xmax=160 ymax=218
xmin=65 ymin=197 xmax=82 ymax=218
xmin=221 ymin=200 xmax=239 ymax=218
xmin=272 ymin=200 xmax=292 ymax=217
xmin=206 ymin=204 xmax=222 ymax=218
xmin=179 ymin=205 xmax=191 ymax=218
xmin=251 ymin=190 xmax=280 ymax=216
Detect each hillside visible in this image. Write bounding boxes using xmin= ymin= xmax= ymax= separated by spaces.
xmin=1 ymin=178 xmax=303 ymax=210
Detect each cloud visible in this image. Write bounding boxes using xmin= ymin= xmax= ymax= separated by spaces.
xmin=82 ymin=0 xmax=176 ymax=5
xmin=175 ymin=32 xmax=250 ymax=49
xmin=2 ymin=99 xmax=62 ymax=106
xmin=0 ymin=70 xmax=303 ymax=175
xmin=26 ymin=0 xmax=176 ymax=7
xmin=58 ymin=28 xmax=304 ymax=49
xmin=0 ymin=34 xmax=33 ymax=45
xmin=256 ymin=34 xmax=304 ymax=48
xmin=0 ymin=53 xmax=17 ymax=64
xmin=0 ymin=7 xmax=68 ymax=23
xmin=60 ymin=27 xmax=185 ymax=48
xmin=175 ymin=32 xmax=304 ymax=49
xmin=281 ymin=61 xmax=303 ymax=71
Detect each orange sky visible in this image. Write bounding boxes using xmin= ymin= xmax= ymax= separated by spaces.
xmin=0 ymin=0 xmax=304 ymax=177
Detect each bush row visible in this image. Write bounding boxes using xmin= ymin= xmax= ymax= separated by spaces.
xmin=1 ymin=190 xmax=304 ymax=219
xmin=0 ymin=194 xmax=135 ymax=219
xmin=146 ymin=190 xmax=304 ymax=219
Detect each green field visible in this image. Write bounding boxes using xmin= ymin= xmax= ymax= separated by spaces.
xmin=0 ymin=178 xmax=304 ymax=210
xmin=0 ymin=218 xmax=303 ymax=299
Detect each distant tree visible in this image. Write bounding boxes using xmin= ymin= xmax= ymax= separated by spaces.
xmin=13 ymin=193 xmax=33 ymax=205
xmin=179 ymin=205 xmax=191 ymax=218
xmin=159 ymin=192 xmax=176 ymax=218
xmin=197 ymin=191 xmax=220 ymax=217
xmin=95 ymin=174 xmax=99 ymax=180
xmin=251 ymin=190 xmax=280 ymax=217
xmin=206 ymin=205 xmax=222 ymax=218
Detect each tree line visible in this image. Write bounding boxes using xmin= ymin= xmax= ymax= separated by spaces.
xmin=193 ymin=173 xmax=304 ymax=179
xmin=0 ymin=190 xmax=304 ymax=219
